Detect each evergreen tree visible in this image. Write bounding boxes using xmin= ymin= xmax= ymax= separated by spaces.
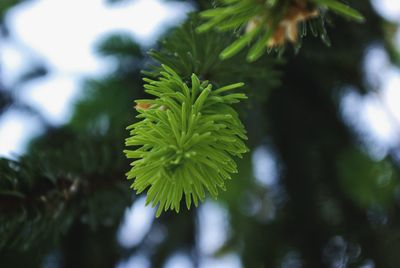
xmin=1 ymin=0 xmax=400 ymax=267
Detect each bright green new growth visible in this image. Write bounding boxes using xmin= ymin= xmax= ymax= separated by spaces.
xmin=197 ymin=0 xmax=364 ymax=61
xmin=124 ymin=65 xmax=248 ymax=217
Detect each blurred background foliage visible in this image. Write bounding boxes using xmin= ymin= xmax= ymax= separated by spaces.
xmin=0 ymin=0 xmax=400 ymax=267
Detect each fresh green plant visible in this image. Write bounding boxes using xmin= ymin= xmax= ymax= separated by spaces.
xmin=197 ymin=0 xmax=364 ymax=61
xmin=123 ymin=0 xmax=365 ymax=217
xmin=125 ymin=65 xmax=248 ymax=216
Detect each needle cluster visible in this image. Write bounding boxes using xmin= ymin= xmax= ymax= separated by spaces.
xmin=125 ymin=65 xmax=248 ymax=216
xmin=197 ymin=0 xmax=364 ymax=61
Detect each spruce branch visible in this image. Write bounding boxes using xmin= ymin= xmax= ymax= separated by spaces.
xmin=146 ymin=15 xmax=281 ymax=101
xmin=0 ymin=139 xmax=131 ymax=250
xmin=197 ymin=0 xmax=364 ymax=61
xmin=125 ymin=65 xmax=249 ymax=217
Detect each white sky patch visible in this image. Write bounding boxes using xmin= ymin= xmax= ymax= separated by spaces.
xmin=198 ymin=201 xmax=229 ymax=255
xmin=340 ymin=46 xmax=400 ymax=159
xmin=252 ymin=146 xmax=278 ymax=187
xmin=0 ymin=40 xmax=27 ymax=88
xmin=363 ymin=46 xmax=391 ymax=87
xmin=0 ymin=109 xmax=43 ymax=158
xmin=0 ymin=0 xmax=192 ymax=156
xmin=165 ymin=252 xmax=194 ymax=268
xmin=382 ymin=70 xmax=400 ymax=123
xmin=6 ymin=0 xmax=192 ymax=75
xmin=18 ymin=74 xmax=82 ymax=125
xmin=372 ymin=0 xmax=400 ymax=21
xmin=117 ymin=196 xmax=155 ymax=248
xmin=340 ymin=89 xmax=399 ymax=159
xmin=363 ymin=95 xmax=398 ymax=146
